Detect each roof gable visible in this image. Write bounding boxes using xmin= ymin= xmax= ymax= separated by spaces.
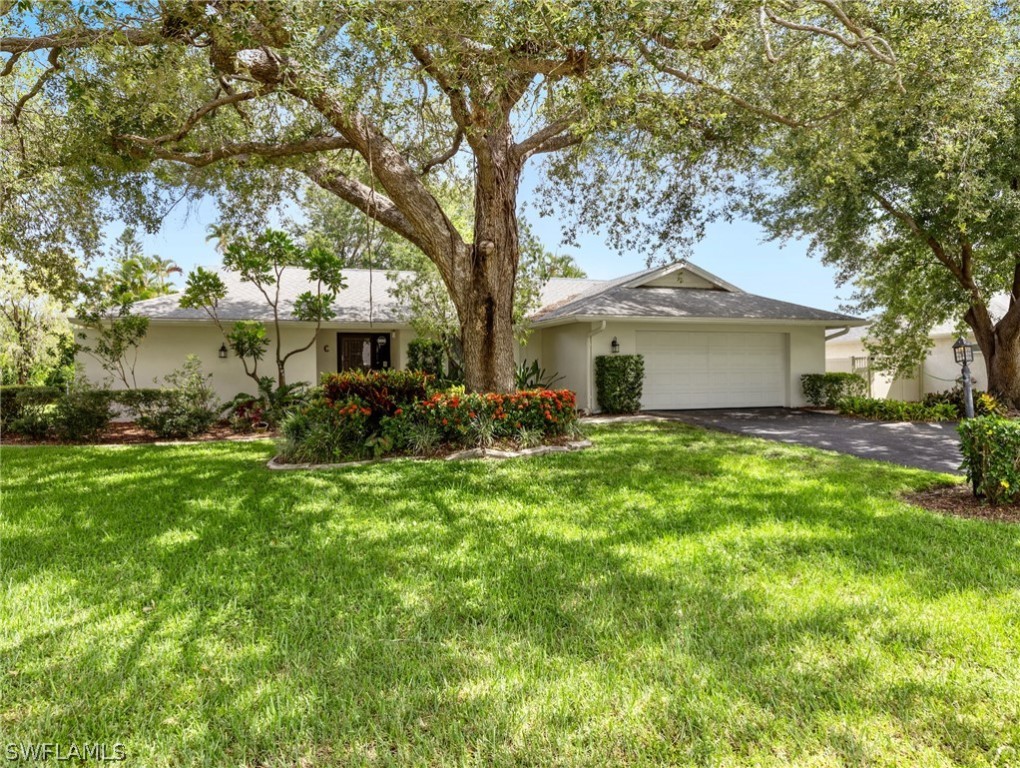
xmin=621 ymin=262 xmax=742 ymax=292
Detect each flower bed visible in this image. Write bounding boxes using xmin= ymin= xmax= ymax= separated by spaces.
xmin=279 ymin=371 xmax=581 ymax=464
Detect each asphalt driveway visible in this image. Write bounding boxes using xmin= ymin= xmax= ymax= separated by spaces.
xmin=654 ymin=408 xmax=963 ymax=475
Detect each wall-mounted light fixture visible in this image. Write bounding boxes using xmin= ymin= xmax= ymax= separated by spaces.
xmin=218 ymin=343 xmax=229 ymax=359
xmin=324 ymin=343 xmax=330 ymax=353
xmin=611 ymin=337 xmax=620 ymax=354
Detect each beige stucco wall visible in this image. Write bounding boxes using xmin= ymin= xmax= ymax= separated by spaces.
xmin=76 ymin=321 xmax=415 ymax=401
xmin=826 ymin=334 xmax=981 ymax=401
xmin=529 ymin=320 xmax=827 ymax=412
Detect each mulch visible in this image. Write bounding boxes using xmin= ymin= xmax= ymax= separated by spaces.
xmin=904 ymin=484 xmax=1020 ymax=523
xmin=1 ymin=421 xmax=272 ymax=446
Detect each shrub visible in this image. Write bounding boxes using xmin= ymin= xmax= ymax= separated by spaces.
xmin=595 ymin=355 xmax=644 ymax=414
xmin=321 ymin=369 xmax=431 ymax=431
xmin=515 ymin=359 xmax=564 ymax=389
xmin=801 ymin=373 xmax=868 ymax=408
xmin=52 ymin=387 xmax=113 ymax=442
xmin=958 ymin=417 xmax=1020 ymax=504
xmin=407 ymin=339 xmax=446 ymax=379
xmin=279 ymin=386 xmax=580 ymax=463
xmin=279 ymin=395 xmax=373 ymax=463
xmin=135 ymin=357 xmax=220 ymax=439
xmin=836 ymin=396 xmax=958 ymax=422
xmin=923 ymin=386 xmax=1005 ymax=418
xmin=404 ymin=388 xmax=578 ymax=447
xmin=225 ymin=378 xmax=308 ymax=431
xmin=1 ymin=386 xmax=60 ymax=429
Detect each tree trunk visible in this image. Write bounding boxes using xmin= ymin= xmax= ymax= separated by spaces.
xmin=967 ymin=301 xmax=1020 ymax=405
xmin=450 ymin=135 xmax=522 ymax=393
xmin=987 ymin=342 xmax=1020 ymax=404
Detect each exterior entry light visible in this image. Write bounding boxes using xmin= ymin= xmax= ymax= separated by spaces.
xmin=952 ymin=336 xmax=974 ymax=365
xmin=218 ymin=343 xmax=229 ymax=359
xmin=611 ymin=337 xmax=620 ymax=354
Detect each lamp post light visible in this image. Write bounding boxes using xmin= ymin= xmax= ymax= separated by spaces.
xmin=952 ymin=336 xmax=975 ymax=419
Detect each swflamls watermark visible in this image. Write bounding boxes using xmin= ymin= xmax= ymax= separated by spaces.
xmin=4 ymin=743 xmax=126 ymax=762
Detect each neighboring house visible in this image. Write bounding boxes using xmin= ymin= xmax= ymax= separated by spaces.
xmin=76 ymin=260 xmax=862 ymax=412
xmin=825 ymin=296 xmax=1009 ymax=400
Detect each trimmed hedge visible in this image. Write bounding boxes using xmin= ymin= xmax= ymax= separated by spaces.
xmin=0 ymin=386 xmax=61 ymax=428
xmin=836 ymin=396 xmax=957 ymax=422
xmin=958 ymin=417 xmax=1020 ymax=504
xmin=406 ymin=339 xmax=446 ymax=380
xmin=801 ymin=373 xmax=867 ymax=408
xmin=595 ymin=355 xmax=644 ymax=414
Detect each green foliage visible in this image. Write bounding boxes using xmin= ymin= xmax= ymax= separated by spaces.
xmin=226 ymin=321 xmax=269 ymax=364
xmin=0 ymin=271 xmax=72 ymax=386
xmin=281 ymin=385 xmax=579 ymax=463
xmin=321 ymin=369 xmax=432 ymax=435
xmin=515 ymin=359 xmax=564 ymax=390
xmin=836 ymin=397 xmax=958 ymax=423
xmin=135 ymin=357 xmax=220 ymax=439
xmin=958 ymin=417 xmax=1020 ymax=504
xmin=406 ymin=339 xmax=446 ymax=380
xmin=800 ymin=373 xmax=868 ymax=408
xmin=180 ymin=230 xmax=346 ymax=387
xmin=0 ymin=386 xmax=61 ymax=430
xmin=922 ymin=387 xmax=1006 ymax=419
xmin=595 ymin=355 xmax=645 ymax=414
xmin=92 ymin=228 xmax=182 ymax=303
xmin=226 ymin=377 xmax=310 ymax=432
xmin=75 ymin=277 xmax=150 ymax=389
xmin=51 ymin=386 xmax=113 ymax=443
xmin=279 ymin=397 xmax=373 ymax=464
xmin=744 ymin=5 xmax=1020 ymax=388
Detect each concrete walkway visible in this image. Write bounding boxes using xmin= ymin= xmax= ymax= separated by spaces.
xmin=649 ymin=408 xmax=963 ymax=475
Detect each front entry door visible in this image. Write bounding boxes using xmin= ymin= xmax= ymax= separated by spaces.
xmin=338 ymin=333 xmax=391 ymax=372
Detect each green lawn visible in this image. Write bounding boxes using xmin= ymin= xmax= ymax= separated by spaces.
xmin=2 ymin=423 xmax=1019 ymax=767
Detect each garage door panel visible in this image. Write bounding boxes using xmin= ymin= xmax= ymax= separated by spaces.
xmin=637 ymin=331 xmax=787 ymax=409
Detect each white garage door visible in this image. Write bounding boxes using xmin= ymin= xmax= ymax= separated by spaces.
xmin=637 ymin=331 xmax=787 ymax=409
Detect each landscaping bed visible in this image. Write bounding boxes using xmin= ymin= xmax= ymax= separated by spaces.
xmin=905 ymin=483 xmax=1020 ymax=523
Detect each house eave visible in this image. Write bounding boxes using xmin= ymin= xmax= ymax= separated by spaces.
xmin=529 ymin=314 xmax=867 ymax=329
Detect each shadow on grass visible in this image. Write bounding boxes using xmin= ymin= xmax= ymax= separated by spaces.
xmin=2 ymin=423 xmax=1018 ymax=765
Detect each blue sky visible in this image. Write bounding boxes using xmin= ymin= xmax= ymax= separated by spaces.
xmin=127 ymin=169 xmax=853 ymax=313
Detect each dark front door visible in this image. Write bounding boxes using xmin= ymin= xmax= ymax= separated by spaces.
xmin=338 ymin=333 xmax=391 ymax=372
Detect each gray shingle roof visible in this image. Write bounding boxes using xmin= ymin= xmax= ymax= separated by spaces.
xmin=532 ymin=283 xmax=860 ymax=324
xmin=129 ymin=262 xmax=859 ymax=326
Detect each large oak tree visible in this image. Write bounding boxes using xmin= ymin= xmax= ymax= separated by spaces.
xmin=2 ymin=1 xmax=900 ymax=391
xmin=746 ymin=2 xmax=1020 ymax=403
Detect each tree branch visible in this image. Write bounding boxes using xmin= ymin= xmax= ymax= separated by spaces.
xmin=1 ymin=26 xmax=158 ymax=54
xmin=638 ymin=41 xmax=807 ymax=129
xmin=118 ymin=135 xmax=352 ymax=167
xmin=7 ymin=47 xmax=60 ymax=124
xmin=421 ymin=128 xmax=463 ymax=174
xmin=514 ymin=114 xmax=581 ymax=159
xmin=303 ymin=165 xmax=427 ymax=255
xmin=122 ymin=87 xmax=272 ymax=147
xmin=870 ymin=191 xmax=966 ymax=286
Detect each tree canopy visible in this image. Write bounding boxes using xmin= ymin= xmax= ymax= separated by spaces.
xmin=745 ymin=1 xmax=1020 ymax=401
xmin=2 ymin=0 xmax=904 ymax=390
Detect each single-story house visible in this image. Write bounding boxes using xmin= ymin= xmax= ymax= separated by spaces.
xmin=76 ymin=260 xmax=863 ymax=411
xmin=825 ymin=297 xmax=1007 ymax=400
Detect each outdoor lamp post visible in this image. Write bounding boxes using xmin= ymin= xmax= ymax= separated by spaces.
xmin=952 ymin=336 xmax=975 ymax=418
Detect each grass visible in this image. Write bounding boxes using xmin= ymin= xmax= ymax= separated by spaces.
xmin=2 ymin=422 xmax=1019 ymax=767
